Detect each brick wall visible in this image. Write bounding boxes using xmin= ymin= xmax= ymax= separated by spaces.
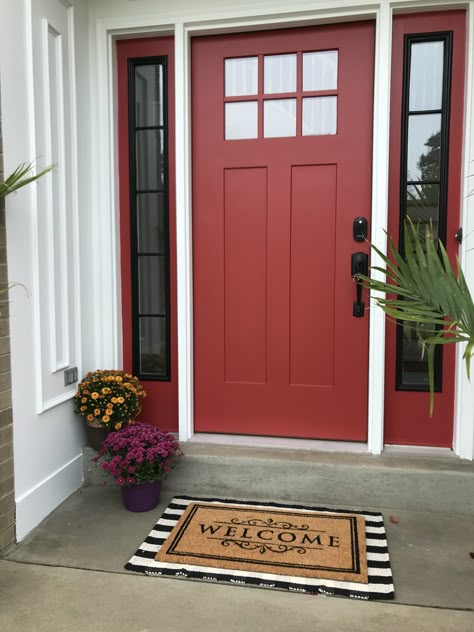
xmin=0 ymin=102 xmax=15 ymax=552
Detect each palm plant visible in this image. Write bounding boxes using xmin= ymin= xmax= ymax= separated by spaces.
xmin=0 ymin=162 xmax=53 ymax=298
xmin=359 ymin=219 xmax=474 ymax=414
xmin=0 ymin=162 xmax=53 ymax=199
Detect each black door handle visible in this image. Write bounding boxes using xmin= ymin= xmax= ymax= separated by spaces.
xmin=351 ymin=252 xmax=368 ymax=317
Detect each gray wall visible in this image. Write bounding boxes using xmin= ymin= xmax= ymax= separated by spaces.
xmin=0 ymin=101 xmax=15 ymax=552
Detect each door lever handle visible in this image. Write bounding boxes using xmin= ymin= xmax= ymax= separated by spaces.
xmin=351 ymin=252 xmax=368 ymax=318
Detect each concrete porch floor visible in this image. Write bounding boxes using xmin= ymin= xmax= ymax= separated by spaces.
xmin=1 ymin=445 xmax=474 ymax=631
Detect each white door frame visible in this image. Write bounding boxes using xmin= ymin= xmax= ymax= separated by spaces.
xmin=89 ymin=0 xmax=474 ymax=459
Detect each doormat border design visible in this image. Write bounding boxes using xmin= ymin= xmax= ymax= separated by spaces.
xmin=125 ymin=496 xmax=395 ymax=601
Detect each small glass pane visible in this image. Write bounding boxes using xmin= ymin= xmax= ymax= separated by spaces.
xmin=303 ymin=51 xmax=338 ymax=91
xmin=400 ymin=322 xmax=431 ymax=387
xmin=225 ymin=101 xmax=258 ymax=140
xmin=302 ymin=96 xmax=337 ymax=135
xmin=138 ymin=256 xmax=167 ymax=314
xmin=136 ymin=129 xmax=164 ymax=190
xmin=264 ymin=54 xmax=297 ymax=94
xmin=406 ymin=184 xmax=440 ymax=239
xmin=139 ymin=316 xmax=168 ymax=377
xmin=225 ymin=57 xmax=258 ymax=97
xmin=409 ymin=42 xmax=444 ymax=112
xmin=137 ymin=193 xmax=166 ymax=254
xmin=263 ymin=99 xmax=296 ymax=138
xmin=407 ymin=113 xmax=441 ymax=181
xmin=135 ymin=64 xmax=163 ymax=127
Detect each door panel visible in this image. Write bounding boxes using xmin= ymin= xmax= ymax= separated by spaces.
xmin=192 ymin=23 xmax=375 ymax=440
xmin=385 ymin=11 xmax=466 ymax=447
xmin=117 ymin=37 xmax=178 ymax=431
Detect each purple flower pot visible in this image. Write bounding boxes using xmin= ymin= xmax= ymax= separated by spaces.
xmin=121 ymin=481 xmax=161 ymax=512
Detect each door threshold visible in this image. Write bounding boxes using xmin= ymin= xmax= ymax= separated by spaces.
xmin=188 ymin=433 xmax=369 ymax=453
xmin=383 ymin=445 xmax=456 ymax=458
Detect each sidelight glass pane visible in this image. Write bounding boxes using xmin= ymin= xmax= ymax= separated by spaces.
xmin=302 ymin=96 xmax=337 ymax=135
xmin=139 ymin=316 xmax=168 ymax=377
xmin=137 ymin=193 xmax=166 ymax=254
xmin=409 ymin=42 xmax=444 ymax=112
xmin=406 ymin=113 xmax=441 ymax=181
xmin=135 ymin=64 xmax=164 ymax=127
xmin=406 ymin=184 xmax=440 ymax=239
xmin=225 ymin=57 xmax=258 ymax=96
xmin=400 ymin=323 xmax=432 ymax=387
xmin=138 ymin=256 xmax=167 ymax=314
xmin=264 ymin=54 xmax=297 ymax=94
xmin=303 ymin=51 xmax=338 ymax=91
xmin=263 ymin=99 xmax=296 ymax=137
xmin=136 ymin=129 xmax=165 ymax=190
xmin=225 ymin=101 xmax=258 ymax=139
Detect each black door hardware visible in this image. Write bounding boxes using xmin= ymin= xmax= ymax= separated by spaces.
xmin=353 ymin=217 xmax=368 ymax=242
xmin=351 ymin=252 xmax=369 ymax=318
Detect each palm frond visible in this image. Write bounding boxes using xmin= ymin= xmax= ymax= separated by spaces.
xmin=358 ymin=218 xmax=474 ymax=414
xmin=0 ymin=162 xmax=54 ymax=198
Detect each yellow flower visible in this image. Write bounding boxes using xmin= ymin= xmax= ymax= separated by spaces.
xmin=80 ymin=406 xmax=87 ymax=412
xmin=111 ymin=397 xmax=118 ymax=404
xmin=116 ymin=376 xmax=123 ymax=383
xmin=87 ymin=414 xmax=94 ymax=422
xmin=101 ymin=387 xmax=111 ymax=395
xmin=106 ymin=408 xmax=113 ymax=416
xmin=91 ymin=392 xmax=99 ymax=400
xmin=114 ymin=423 xmax=122 ymax=430
xmin=81 ymin=397 xmax=87 ymax=404
xmin=117 ymin=397 xmax=124 ymax=404
xmin=94 ymin=408 xmax=101 ymax=416
xmin=102 ymin=415 xmax=110 ymax=423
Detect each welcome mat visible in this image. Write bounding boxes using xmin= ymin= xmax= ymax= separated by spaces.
xmin=125 ymin=496 xmax=395 ymax=600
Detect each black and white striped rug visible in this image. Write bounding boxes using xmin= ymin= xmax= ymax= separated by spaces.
xmin=125 ymin=496 xmax=395 ymax=600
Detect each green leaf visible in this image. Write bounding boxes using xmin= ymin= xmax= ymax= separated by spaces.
xmin=361 ymin=218 xmax=474 ymax=414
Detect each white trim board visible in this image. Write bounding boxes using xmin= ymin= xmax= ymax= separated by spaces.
xmin=91 ymin=0 xmax=474 ymax=460
xmin=15 ymin=454 xmax=83 ymax=541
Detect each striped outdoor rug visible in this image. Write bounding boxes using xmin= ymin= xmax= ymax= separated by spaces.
xmin=125 ymin=496 xmax=395 ymax=600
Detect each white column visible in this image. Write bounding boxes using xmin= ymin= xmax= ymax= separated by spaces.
xmin=175 ymin=23 xmax=194 ymax=441
xmin=367 ymin=3 xmax=392 ymax=454
xmin=453 ymin=1 xmax=474 ymax=461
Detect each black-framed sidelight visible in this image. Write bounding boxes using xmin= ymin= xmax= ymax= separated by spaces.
xmin=128 ymin=57 xmax=171 ymax=381
xmin=396 ymin=32 xmax=453 ymax=391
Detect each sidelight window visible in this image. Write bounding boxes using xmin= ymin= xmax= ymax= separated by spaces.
xmin=129 ymin=58 xmax=171 ymax=380
xmin=396 ymin=34 xmax=453 ymax=391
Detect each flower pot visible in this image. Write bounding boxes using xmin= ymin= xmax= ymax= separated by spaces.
xmin=121 ymin=481 xmax=161 ymax=512
xmin=85 ymin=422 xmax=109 ymax=451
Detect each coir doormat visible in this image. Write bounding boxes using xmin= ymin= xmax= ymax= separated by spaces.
xmin=125 ymin=496 xmax=395 ymax=600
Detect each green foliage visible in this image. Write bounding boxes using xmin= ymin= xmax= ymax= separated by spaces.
xmin=358 ymin=219 xmax=474 ymax=415
xmin=0 ymin=162 xmax=54 ymax=298
xmin=0 ymin=162 xmax=53 ymax=199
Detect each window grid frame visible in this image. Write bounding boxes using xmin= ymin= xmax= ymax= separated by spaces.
xmin=395 ymin=32 xmax=453 ymax=392
xmin=223 ymin=50 xmax=339 ymax=139
xmin=128 ymin=56 xmax=172 ymax=381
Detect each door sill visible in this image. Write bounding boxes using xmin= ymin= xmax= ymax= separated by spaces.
xmin=188 ymin=433 xmax=369 ymax=453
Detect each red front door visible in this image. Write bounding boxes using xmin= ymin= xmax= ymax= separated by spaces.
xmin=192 ymin=23 xmax=375 ymax=440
